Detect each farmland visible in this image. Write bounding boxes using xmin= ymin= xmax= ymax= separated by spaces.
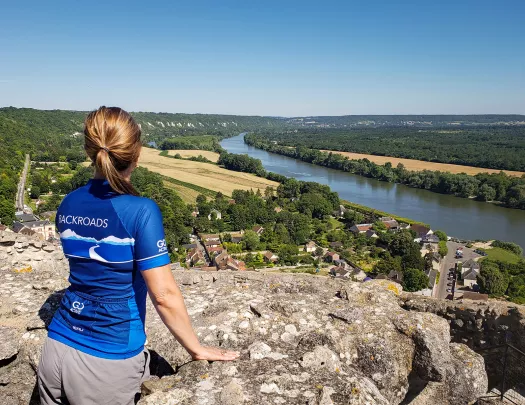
xmin=166 ymin=149 xmax=220 ymax=162
xmin=323 ymin=150 xmax=525 ymax=177
xmin=138 ymin=147 xmax=277 ymax=197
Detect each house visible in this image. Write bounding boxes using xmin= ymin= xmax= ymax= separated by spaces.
xmin=231 ymin=235 xmax=244 ymax=244
xmin=421 ymin=234 xmax=440 ymax=250
xmin=329 ymin=241 xmax=343 ymax=249
xmin=349 ymin=268 xmax=367 ymax=281
xmin=182 ymin=243 xmax=198 ymax=250
xmin=365 ymin=229 xmax=379 ymax=239
xmin=410 ymin=224 xmax=433 ymax=238
xmin=324 ymin=251 xmax=340 ymax=263
xmin=186 ymin=248 xmax=205 ymax=267
xmin=461 ymin=259 xmax=481 ymax=288
xmin=462 ymin=268 xmax=479 ymax=288
xmin=228 ymin=199 xmax=236 ymax=205
xmin=200 ymin=233 xmax=220 ymax=242
xmin=263 ymin=251 xmax=278 ymax=263
xmin=330 ymin=266 xmax=350 ymax=279
xmin=204 ymin=240 xmax=221 ymax=249
xmin=334 ymin=204 xmax=348 ymax=218
xmin=214 ymin=251 xmax=230 ymax=269
xmin=13 ymin=220 xmax=54 ymax=240
xmin=349 ymin=223 xmax=373 ymax=234
xmin=38 ymin=211 xmax=56 ymax=220
xmin=388 ymin=270 xmax=404 ymax=283
xmin=252 ymin=225 xmax=264 ymax=235
xmin=461 ymin=259 xmax=481 ymax=274
xmin=226 ymin=258 xmax=246 ymax=271
xmin=274 ymin=206 xmax=283 ymax=213
xmin=15 ymin=213 xmax=38 ymax=222
xmin=207 ymin=246 xmax=226 ymax=256
xmin=208 ymin=209 xmax=222 ymax=220
xmin=304 ymin=241 xmax=318 ymax=253
xmin=427 ymin=269 xmax=438 ymax=290
xmin=379 ymin=217 xmax=399 ymax=230
xmin=191 ymin=210 xmax=199 ymax=218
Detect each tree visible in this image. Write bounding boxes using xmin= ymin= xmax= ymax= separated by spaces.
xmin=242 ymin=230 xmax=260 ymax=251
xmin=30 ymin=186 xmax=41 ymax=199
xmin=0 ymin=198 xmax=15 ymax=225
xmin=477 ymin=263 xmax=509 ymax=297
xmin=434 ymin=230 xmax=447 ymax=242
xmin=402 ymin=268 xmax=429 ymax=292
xmin=314 ymin=247 xmax=324 ymax=257
xmin=277 ymin=244 xmax=299 ymax=265
xmin=438 ymin=241 xmax=448 ymax=257
xmin=343 ymin=210 xmax=365 ymax=225
xmin=478 ymin=184 xmax=496 ymax=202
xmin=507 ymin=275 xmax=525 ymax=304
xmin=277 ymin=178 xmax=300 ymax=199
xmin=373 ymin=254 xmax=402 ymax=275
xmin=372 ymin=221 xmax=387 ymax=232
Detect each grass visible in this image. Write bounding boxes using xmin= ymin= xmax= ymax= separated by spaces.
xmin=139 ymin=147 xmax=278 ymax=196
xmin=342 ymin=200 xmax=428 ymax=226
xmin=328 ymin=217 xmax=344 ymax=229
xmin=324 ymin=150 xmax=524 ymax=177
xmin=479 ymin=247 xmax=522 ymax=264
xmin=166 ymin=149 xmax=220 ymax=162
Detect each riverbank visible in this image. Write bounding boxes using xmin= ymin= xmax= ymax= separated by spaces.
xmin=220 ymin=133 xmax=525 ymax=248
xmin=245 ymin=134 xmax=525 ymax=211
xmin=322 ymin=149 xmax=525 ymax=177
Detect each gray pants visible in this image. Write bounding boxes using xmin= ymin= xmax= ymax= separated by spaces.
xmin=38 ymin=338 xmax=150 ymax=405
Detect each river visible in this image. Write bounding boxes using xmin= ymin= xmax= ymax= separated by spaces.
xmin=221 ymin=133 xmax=525 ymax=249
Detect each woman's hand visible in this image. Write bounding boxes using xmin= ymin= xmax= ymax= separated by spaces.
xmin=191 ymin=346 xmax=240 ymax=361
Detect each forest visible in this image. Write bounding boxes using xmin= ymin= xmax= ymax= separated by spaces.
xmin=245 ymin=134 xmax=525 ymax=210
xmin=252 ymin=127 xmax=525 ymax=171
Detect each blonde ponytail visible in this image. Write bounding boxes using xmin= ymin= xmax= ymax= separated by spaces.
xmin=84 ymin=107 xmax=141 ymax=195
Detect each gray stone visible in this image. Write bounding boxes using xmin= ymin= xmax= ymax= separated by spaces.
xmin=220 ymin=380 xmax=245 ymax=404
xmin=0 ymin=326 xmax=20 ymax=361
xmin=137 ymin=389 xmax=192 ymax=405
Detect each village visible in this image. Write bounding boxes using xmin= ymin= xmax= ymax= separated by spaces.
xmin=179 ymin=202 xmax=488 ymax=302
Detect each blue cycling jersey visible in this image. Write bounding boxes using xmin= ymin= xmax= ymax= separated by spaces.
xmin=48 ymin=179 xmax=170 ymax=359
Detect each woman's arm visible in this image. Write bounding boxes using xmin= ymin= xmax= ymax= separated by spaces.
xmin=142 ymin=264 xmax=239 ymax=361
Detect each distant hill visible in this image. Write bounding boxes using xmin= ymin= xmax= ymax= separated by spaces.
xmin=285 ymin=114 xmax=525 ymax=128
xmin=0 ymin=107 xmax=287 ymax=158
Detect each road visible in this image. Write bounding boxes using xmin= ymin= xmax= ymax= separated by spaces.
xmin=15 ymin=154 xmax=30 ymax=212
xmin=435 ymin=241 xmax=481 ymax=299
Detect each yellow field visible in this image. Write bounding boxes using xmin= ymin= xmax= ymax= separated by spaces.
xmin=322 ymin=150 xmax=525 ymax=177
xmin=166 ymin=149 xmax=220 ymax=162
xmin=162 ymin=181 xmax=202 ymax=204
xmin=139 ymin=147 xmax=278 ymax=195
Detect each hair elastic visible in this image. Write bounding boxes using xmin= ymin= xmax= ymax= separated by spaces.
xmin=101 ymin=146 xmax=110 ymax=153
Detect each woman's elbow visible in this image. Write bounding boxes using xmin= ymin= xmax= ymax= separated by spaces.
xmin=149 ymin=287 xmax=180 ymax=309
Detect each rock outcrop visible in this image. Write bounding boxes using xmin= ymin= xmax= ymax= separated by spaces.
xmin=0 ymin=230 xmax=488 ymax=404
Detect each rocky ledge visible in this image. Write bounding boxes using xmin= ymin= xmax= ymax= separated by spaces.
xmin=0 ymin=231 xmax=488 ymax=404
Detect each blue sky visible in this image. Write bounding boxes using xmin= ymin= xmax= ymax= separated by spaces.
xmin=0 ymin=0 xmax=524 ymax=116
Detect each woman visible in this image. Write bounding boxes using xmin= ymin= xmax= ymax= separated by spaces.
xmin=38 ymin=107 xmax=239 ymax=405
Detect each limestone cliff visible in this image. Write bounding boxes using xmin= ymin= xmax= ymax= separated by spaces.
xmin=0 ymin=231 xmax=488 ymax=404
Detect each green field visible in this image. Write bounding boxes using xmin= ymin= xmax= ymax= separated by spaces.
xmin=479 ymin=247 xmax=522 ymax=264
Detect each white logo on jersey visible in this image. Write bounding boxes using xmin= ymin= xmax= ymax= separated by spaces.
xmin=157 ymin=239 xmax=167 ymax=252
xmin=70 ymin=301 xmax=84 ymax=314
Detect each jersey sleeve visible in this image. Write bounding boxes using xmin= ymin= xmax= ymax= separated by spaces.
xmin=134 ymin=199 xmax=170 ymax=271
